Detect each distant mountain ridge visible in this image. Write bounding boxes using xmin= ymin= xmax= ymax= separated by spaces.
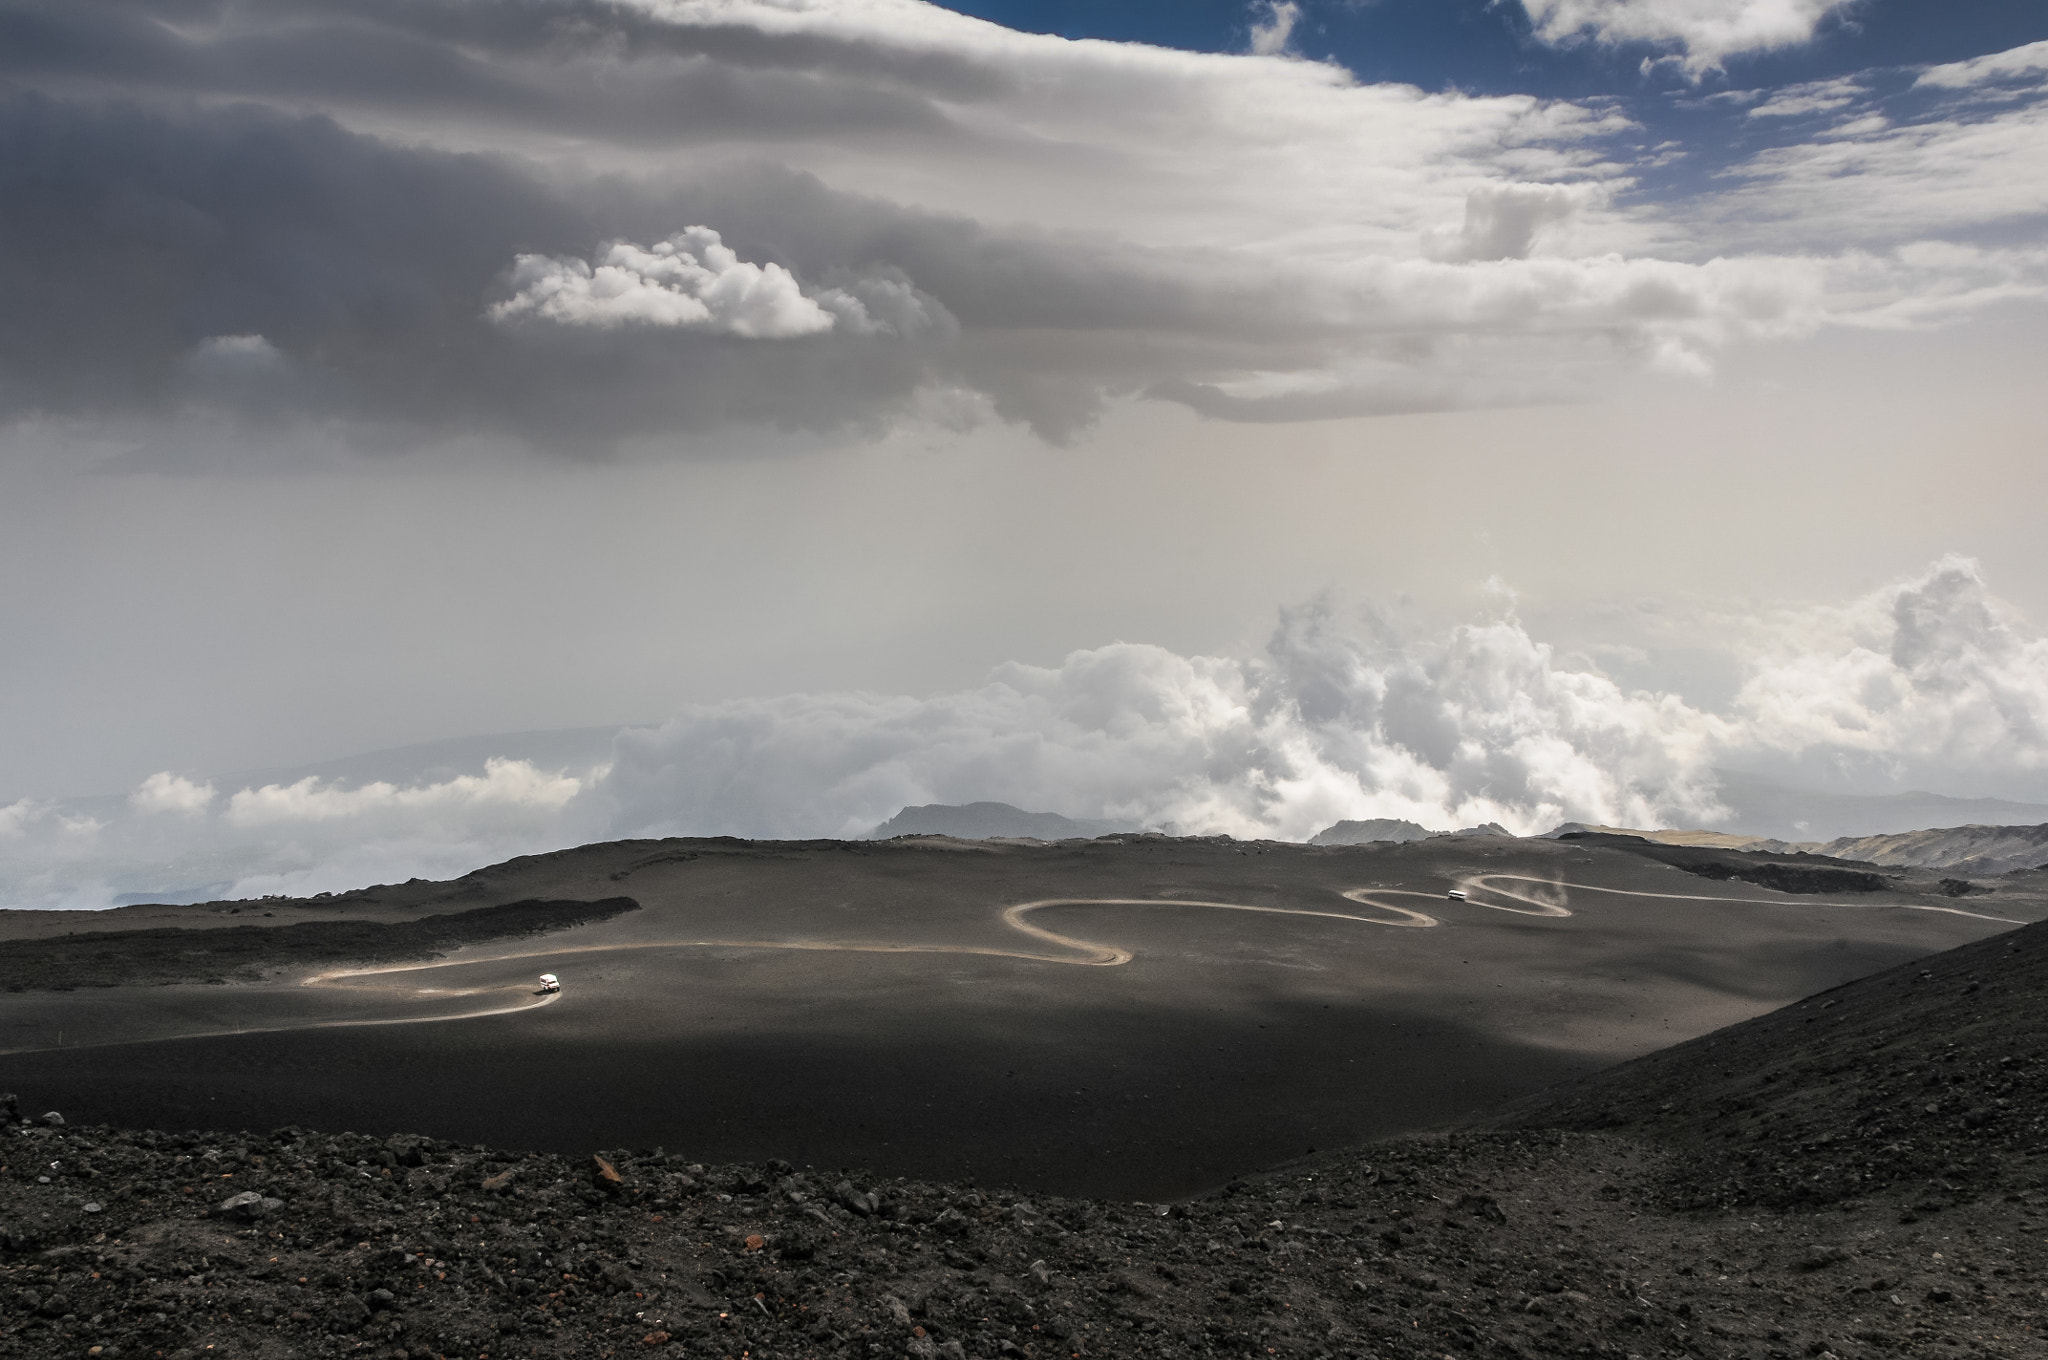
xmin=1309 ymin=819 xmax=1513 ymax=845
xmin=1816 ymin=823 xmax=2048 ymax=877
xmin=867 ymin=802 xmax=1136 ymax=840
xmin=1307 ymin=818 xmax=1434 ymax=845
xmin=1707 ymin=771 xmax=2048 ymax=841
xmin=1543 ymin=820 xmax=2048 ymax=879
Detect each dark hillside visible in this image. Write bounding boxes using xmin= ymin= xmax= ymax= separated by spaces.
xmin=0 ymin=898 xmax=639 ymax=991
xmin=1504 ymin=915 xmax=2048 ymax=1213
xmin=1558 ymin=832 xmax=1895 ymax=894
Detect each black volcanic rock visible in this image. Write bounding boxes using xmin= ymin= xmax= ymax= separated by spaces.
xmin=1558 ymin=831 xmax=1892 ymax=893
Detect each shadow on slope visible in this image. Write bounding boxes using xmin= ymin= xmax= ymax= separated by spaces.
xmin=0 ymin=994 xmax=1593 ymax=1202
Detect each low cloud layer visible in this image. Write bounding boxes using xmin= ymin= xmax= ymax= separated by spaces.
xmin=0 ymin=1 xmax=2040 ymax=450
xmin=5 ymin=559 xmax=2045 ymax=908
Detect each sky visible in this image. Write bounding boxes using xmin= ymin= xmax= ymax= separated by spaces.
xmin=1 ymin=0 xmax=2046 ymax=906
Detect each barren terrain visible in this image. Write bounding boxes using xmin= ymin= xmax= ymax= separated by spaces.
xmin=1 ymin=834 xmax=2044 ymax=1359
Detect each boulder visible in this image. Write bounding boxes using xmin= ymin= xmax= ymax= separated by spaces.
xmin=834 ymin=1180 xmax=880 ymax=1216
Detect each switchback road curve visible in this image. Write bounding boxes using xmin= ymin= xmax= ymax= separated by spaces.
xmin=0 ymin=873 xmax=2020 ymax=1055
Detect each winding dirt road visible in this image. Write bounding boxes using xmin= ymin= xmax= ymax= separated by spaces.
xmin=0 ymin=873 xmax=2020 ymax=1056
xmin=298 ymin=871 xmax=2022 ymax=1020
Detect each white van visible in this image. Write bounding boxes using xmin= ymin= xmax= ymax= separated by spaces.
xmin=1445 ymin=889 xmax=1468 ymax=901
xmin=538 ymin=974 xmax=561 ymax=993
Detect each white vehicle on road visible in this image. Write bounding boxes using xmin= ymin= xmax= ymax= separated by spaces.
xmin=538 ymin=973 xmax=561 ymax=993
xmin=1445 ymin=889 xmax=1468 ymax=901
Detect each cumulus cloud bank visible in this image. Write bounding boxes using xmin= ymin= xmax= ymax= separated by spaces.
xmin=4 ymin=560 xmax=2045 ymax=908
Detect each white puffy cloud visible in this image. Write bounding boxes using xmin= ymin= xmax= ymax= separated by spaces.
xmin=589 ymin=598 xmax=1732 ymax=844
xmin=575 ymin=560 xmax=2048 ymax=840
xmin=1727 ymin=558 xmax=2048 ymax=795
xmin=1517 ymin=0 xmax=1853 ymax=71
xmin=491 ymin=229 xmax=840 ymax=338
xmin=130 ymin=771 xmax=216 ymax=815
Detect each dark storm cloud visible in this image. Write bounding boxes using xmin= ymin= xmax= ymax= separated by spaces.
xmin=0 ymin=0 xmax=984 ymax=142
xmin=0 ymin=82 xmax=1377 ymax=447
xmin=0 ymin=0 xmax=2040 ymax=454
xmin=0 ymin=93 xmax=1024 ymax=446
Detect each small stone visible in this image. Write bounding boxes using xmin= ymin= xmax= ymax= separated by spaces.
xmin=81 ymin=1202 xmax=102 ymax=1214
xmin=405 ymin=1167 xmax=450 ymax=1196
xmin=215 ymin=1190 xmax=278 ymax=1221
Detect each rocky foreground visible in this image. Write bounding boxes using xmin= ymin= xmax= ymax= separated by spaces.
xmin=6 ymin=919 xmax=2048 ymax=1360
